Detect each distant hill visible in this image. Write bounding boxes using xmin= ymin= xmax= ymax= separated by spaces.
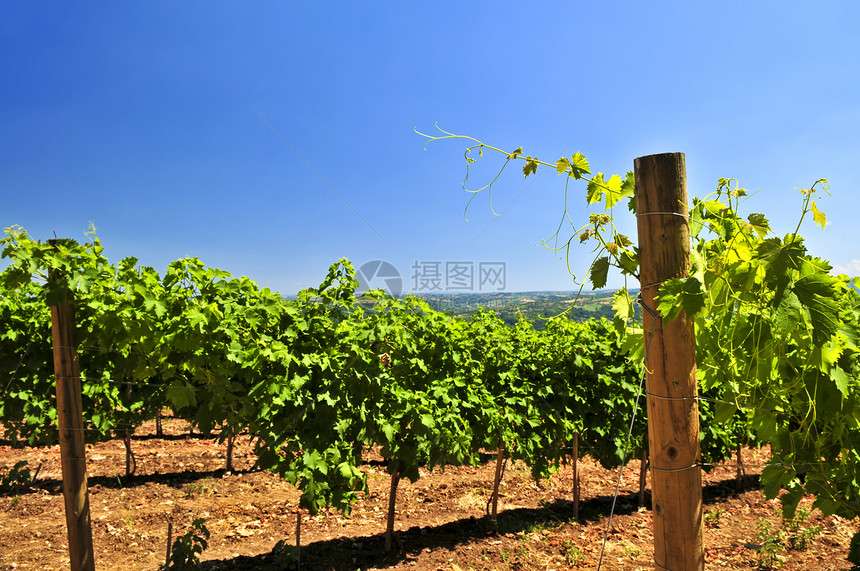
xmin=289 ymin=289 xmax=636 ymax=330
xmin=415 ymin=290 xmax=627 ymax=330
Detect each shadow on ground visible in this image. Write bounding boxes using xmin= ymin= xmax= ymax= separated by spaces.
xmin=195 ymin=474 xmax=761 ymax=571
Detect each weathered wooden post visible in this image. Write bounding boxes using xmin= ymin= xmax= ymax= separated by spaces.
xmin=49 ymin=239 xmax=96 ymax=571
xmin=633 ymin=154 xmax=704 ymax=570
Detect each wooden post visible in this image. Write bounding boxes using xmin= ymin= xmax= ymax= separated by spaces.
xmin=225 ymin=432 xmax=235 ymax=472
xmin=49 ymin=239 xmax=96 ymax=571
xmin=633 ymin=154 xmax=704 ymax=570
xmin=572 ymin=433 xmax=580 ymax=522
xmin=165 ymin=521 xmax=173 ymax=569
xmin=490 ymin=445 xmax=505 ymax=522
xmin=296 ymin=509 xmax=302 ymax=569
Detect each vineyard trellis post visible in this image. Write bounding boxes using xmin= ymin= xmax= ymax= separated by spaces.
xmin=633 ymin=154 xmax=704 ymax=570
xmin=49 ymin=239 xmax=96 ymax=571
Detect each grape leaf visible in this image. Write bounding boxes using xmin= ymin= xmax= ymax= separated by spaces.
xmin=811 ymin=200 xmax=826 ymax=230
xmin=590 ymin=256 xmax=609 ymax=289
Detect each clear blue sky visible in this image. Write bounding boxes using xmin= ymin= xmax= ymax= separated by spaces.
xmin=3 ymin=2 xmax=859 ymax=294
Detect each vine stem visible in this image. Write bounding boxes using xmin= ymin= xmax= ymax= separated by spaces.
xmin=385 ymin=459 xmax=401 ymax=552
xmin=490 ymin=443 xmax=506 ymax=524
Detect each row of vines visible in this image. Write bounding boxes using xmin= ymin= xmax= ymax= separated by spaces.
xmin=0 ymin=226 xmax=753 ymax=529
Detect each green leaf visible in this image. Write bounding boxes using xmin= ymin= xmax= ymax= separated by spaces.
xmin=586 ymin=173 xmax=606 ymax=205
xmin=756 ymin=236 xmax=807 ymax=290
xmin=794 ymin=273 xmax=840 ymax=345
xmin=618 ymin=249 xmax=638 ymax=275
xmin=381 ymin=422 xmax=396 ymax=443
xmin=337 ymin=462 xmax=357 ymax=481
xmin=811 ymin=200 xmax=826 ymax=230
xmin=760 ymin=463 xmax=797 ymax=500
xmin=303 ymin=450 xmax=327 ymax=474
xmin=603 ymin=174 xmax=624 ymax=209
xmin=569 ymin=152 xmax=590 ymax=179
xmin=621 ymin=171 xmax=635 ymax=199
xmin=830 ymin=365 xmax=851 ymax=399
xmin=773 ymin=290 xmax=802 ymax=335
xmin=166 ymin=384 xmax=196 ymax=410
xmin=747 ymin=213 xmax=771 ymax=238
xmin=713 ymin=401 xmax=738 ymax=424
xmin=522 ymin=156 xmax=539 ymax=178
xmin=655 ymin=277 xmax=705 ymax=319
xmin=779 ymin=478 xmax=805 ymax=520
xmin=611 ymin=288 xmax=634 ymax=333
xmin=590 ymin=257 xmax=609 ymax=289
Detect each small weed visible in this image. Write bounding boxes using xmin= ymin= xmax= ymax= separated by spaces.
xmin=705 ymin=507 xmax=726 ymax=528
xmin=182 ymin=482 xmax=210 ymax=499
xmin=753 ymin=506 xmax=821 ymax=569
xmin=499 ymin=550 xmax=509 ymax=562
xmin=784 ymin=507 xmax=821 ymax=551
xmin=516 ymin=545 xmax=528 ymax=557
xmin=563 ymin=541 xmax=585 ymax=565
xmin=623 ymin=544 xmax=642 ymax=559
xmin=10 ymin=495 xmax=21 ymax=508
xmin=119 ymin=486 xmax=135 ymax=529
xmin=755 ymin=518 xmax=786 ymax=569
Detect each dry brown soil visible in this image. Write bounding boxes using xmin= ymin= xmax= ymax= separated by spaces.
xmin=1 ymin=419 xmax=857 ymax=570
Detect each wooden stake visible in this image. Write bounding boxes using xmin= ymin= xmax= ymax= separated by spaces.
xmin=225 ymin=433 xmax=235 ymax=472
xmin=124 ymin=382 xmax=135 ymax=477
xmin=638 ymin=449 xmax=648 ymax=508
xmin=490 ymin=445 xmax=505 ymax=522
xmin=634 ymin=153 xmax=704 ymax=571
xmin=165 ymin=521 xmax=173 ymax=569
xmin=49 ymin=239 xmax=96 ymax=571
xmin=296 ymin=509 xmax=301 ymax=570
xmin=572 ymin=433 xmax=580 ymax=522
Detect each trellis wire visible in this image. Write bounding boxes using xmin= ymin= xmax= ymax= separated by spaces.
xmin=596 ymin=298 xmax=655 ymax=571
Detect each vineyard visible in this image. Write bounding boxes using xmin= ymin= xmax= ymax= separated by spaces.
xmin=2 ymin=422 xmax=856 ymax=570
xmin=3 ymin=144 xmax=860 ymax=569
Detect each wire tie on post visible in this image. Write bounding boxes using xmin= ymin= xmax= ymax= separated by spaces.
xmin=645 ymin=391 xmax=700 ymax=402
xmin=649 ymin=462 xmax=700 ymax=473
xmin=635 ymin=211 xmax=691 ymax=220
xmin=636 ymin=297 xmax=660 ymax=320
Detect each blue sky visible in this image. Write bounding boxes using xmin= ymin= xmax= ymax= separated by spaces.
xmin=3 ymin=2 xmax=859 ymax=294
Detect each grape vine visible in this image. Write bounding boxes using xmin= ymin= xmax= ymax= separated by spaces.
xmin=417 ymin=126 xmax=860 ymax=524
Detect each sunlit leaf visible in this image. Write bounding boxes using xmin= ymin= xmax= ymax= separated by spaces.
xmin=811 ymin=200 xmax=826 ymax=229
